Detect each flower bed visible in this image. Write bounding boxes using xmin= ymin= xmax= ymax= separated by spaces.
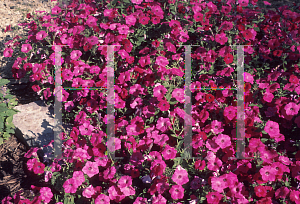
xmin=2 ymin=0 xmax=300 ymax=203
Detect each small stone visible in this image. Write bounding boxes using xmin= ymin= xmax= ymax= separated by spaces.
xmin=10 ymin=6 xmax=14 ymax=9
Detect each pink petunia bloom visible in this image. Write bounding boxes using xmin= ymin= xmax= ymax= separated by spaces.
xmin=82 ymin=161 xmax=99 ymax=178
xmin=39 ymin=187 xmax=53 ymax=203
xmin=107 ymin=137 xmax=121 ymax=152
xmin=51 ymin=5 xmax=62 ymax=15
xmin=158 ymin=100 xmax=170 ymax=112
xmin=207 ymin=157 xmax=223 ymax=171
xmin=21 ymin=44 xmax=32 ymax=53
xmin=215 ymin=134 xmax=231 ymax=149
xmin=156 ymin=117 xmax=171 ymax=133
xmin=260 ymin=165 xmax=277 ymax=182
xmin=206 ymin=192 xmax=223 ymax=203
xmin=215 ymin=32 xmax=228 ymax=45
xmin=284 ymin=102 xmax=299 ymax=116
xmin=138 ymin=55 xmax=150 ymax=67
xmin=172 ymin=165 xmax=189 ymax=185
xmin=210 ymin=120 xmax=224 ymax=134
xmin=36 ymin=30 xmax=48 ymax=40
xmin=172 ymin=88 xmax=185 ymax=103
xmin=169 ymin=185 xmax=184 ymax=200
xmin=206 ymin=139 xmax=220 ymax=152
xmin=103 ymin=166 xmax=116 ymax=180
xmin=70 ymin=50 xmax=82 ymax=61
xmin=131 ymin=0 xmax=143 ymax=4
xmin=264 ymin=120 xmax=280 ymax=137
xmin=87 ymin=36 xmax=99 ymax=46
xmin=162 ymin=144 xmax=177 ymax=160
xmin=224 ymin=106 xmax=236 ymax=121
xmin=152 ymin=194 xmax=167 ymax=204
xmin=79 ymin=121 xmax=94 ymax=135
xmin=152 ymin=133 xmax=169 ymax=146
xmin=239 ymin=0 xmax=249 ymax=7
xmin=95 ymin=194 xmax=110 ymax=204
xmin=211 ymin=177 xmax=227 ymax=193
xmin=86 ymin=15 xmax=97 ymax=27
xmin=82 ymin=185 xmax=96 ymax=198
xmin=156 ymin=56 xmax=169 ymax=67
xmin=134 ymin=197 xmax=148 ymax=204
xmin=72 ymin=171 xmax=85 ymax=187
xmin=118 ymin=175 xmax=132 ymax=188
xmin=63 ymin=178 xmax=78 ymax=194
xmin=118 ymin=25 xmax=129 ymax=35
xmin=139 ymin=16 xmax=150 ymax=25
xmin=263 ymin=91 xmax=274 ymax=102
xmin=33 ymin=162 xmax=45 ymax=174
xmin=153 ymin=84 xmax=168 ymax=100
xmin=119 ymin=185 xmax=135 ymax=196
xmin=3 ymin=47 xmax=13 ymax=57
xmin=125 ymin=14 xmax=136 ymax=27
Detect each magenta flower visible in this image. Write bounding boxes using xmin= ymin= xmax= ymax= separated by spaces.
xmin=107 ymin=137 xmax=121 ymax=152
xmin=172 ymin=88 xmax=185 ymax=103
xmin=138 ymin=55 xmax=150 ymax=67
xmin=118 ymin=175 xmax=132 ymax=188
xmin=21 ymin=44 xmax=32 ymax=53
xmin=211 ymin=177 xmax=226 ymax=193
xmin=62 ymin=69 xmax=74 ymax=82
xmin=86 ymin=15 xmax=97 ymax=27
xmin=152 ymin=194 xmax=167 ymax=204
xmin=43 ymin=88 xmax=51 ymax=100
xmin=82 ymin=185 xmax=96 ymax=198
xmin=152 ymin=133 xmax=169 ymax=146
xmin=239 ymin=0 xmax=249 ymax=7
xmin=87 ymin=36 xmax=99 ymax=45
xmin=82 ymin=161 xmax=99 ymax=178
xmin=95 ymin=194 xmax=110 ymax=204
xmin=103 ymin=166 xmax=116 ymax=180
xmin=260 ymin=165 xmax=277 ymax=182
xmin=169 ymin=185 xmax=184 ymax=200
xmin=156 ymin=56 xmax=169 ymax=67
xmin=118 ymin=25 xmax=129 ymax=35
xmin=125 ymin=14 xmax=136 ymax=27
xmin=153 ymin=84 xmax=168 ymax=100
xmin=79 ymin=121 xmax=94 ymax=135
xmin=211 ymin=120 xmax=224 ymax=134
xmin=156 ymin=117 xmax=171 ymax=133
xmin=3 ymin=47 xmax=13 ymax=57
xmin=39 ymin=187 xmax=53 ymax=203
xmin=72 ymin=171 xmax=85 ymax=187
xmin=51 ymin=5 xmax=62 ymax=15
xmin=63 ymin=178 xmax=78 ymax=194
xmin=162 ymin=144 xmax=177 ymax=160
xmin=264 ymin=120 xmax=280 ymax=137
xmin=158 ymin=100 xmax=170 ymax=112
xmin=206 ymin=192 xmax=223 ymax=203
xmin=131 ymin=0 xmax=143 ymax=4
xmin=120 ymin=185 xmax=135 ymax=196
xmin=284 ymin=102 xmax=299 ymax=116
xmin=172 ymin=165 xmax=189 ymax=185
xmin=33 ymin=162 xmax=45 ymax=174
xmin=215 ymin=32 xmax=228 ymax=45
xmin=224 ymin=106 xmax=236 ymax=121
xmin=215 ymin=134 xmax=231 ymax=149
xmin=36 ymin=30 xmax=48 ymax=40
xmin=70 ymin=50 xmax=82 ymax=60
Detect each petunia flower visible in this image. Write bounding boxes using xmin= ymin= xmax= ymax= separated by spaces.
xmin=172 ymin=165 xmax=189 ymax=185
xmin=82 ymin=161 xmax=99 ymax=178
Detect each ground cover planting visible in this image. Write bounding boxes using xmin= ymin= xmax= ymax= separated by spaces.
xmin=2 ymin=0 xmax=300 ymax=203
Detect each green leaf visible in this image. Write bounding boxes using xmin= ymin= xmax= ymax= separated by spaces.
xmin=253 ymin=27 xmax=260 ymax=32
xmin=0 ymin=79 xmax=10 ymax=87
xmin=262 ymin=130 xmax=267 ymax=134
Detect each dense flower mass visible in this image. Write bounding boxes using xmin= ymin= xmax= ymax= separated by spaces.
xmin=2 ymin=0 xmax=300 ymax=203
